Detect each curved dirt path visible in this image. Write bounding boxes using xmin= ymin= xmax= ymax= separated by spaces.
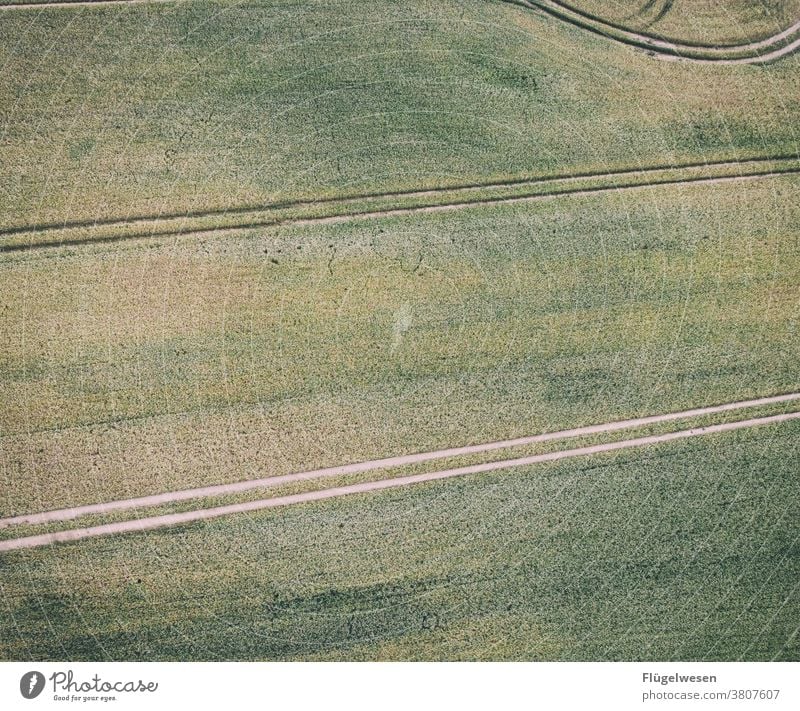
xmin=1 ymin=409 xmax=798 ymax=552
xmin=2 ymin=392 xmax=798 ymax=530
xmin=516 ymin=0 xmax=800 ymax=64
xmin=2 ymin=0 xmax=799 ymax=63
xmin=557 ymin=0 xmax=796 ymax=49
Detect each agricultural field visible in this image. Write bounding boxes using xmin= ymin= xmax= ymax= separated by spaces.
xmin=1 ymin=420 xmax=798 ymax=661
xmin=1 ymin=0 xmax=799 ymax=231
xmin=2 ymin=176 xmax=800 ymax=518
xmin=0 ymin=0 xmax=799 ymax=662
xmin=560 ymin=0 xmax=800 ymax=44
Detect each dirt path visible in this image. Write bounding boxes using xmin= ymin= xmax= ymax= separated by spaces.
xmin=0 ymin=0 xmax=171 ymax=9
xmin=1 ymin=409 xmax=798 ymax=552
xmin=2 ymin=0 xmax=798 ymax=64
xmin=4 ymin=158 xmax=799 ymax=253
xmin=1 ymin=156 xmax=789 ymax=239
xmin=2 ymin=391 xmax=798 ymax=530
xmin=289 ymin=169 xmax=799 ymax=229
xmin=516 ymin=0 xmax=800 ymax=64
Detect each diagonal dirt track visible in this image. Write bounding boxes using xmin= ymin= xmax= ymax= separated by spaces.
xmin=1 ymin=409 xmax=798 ymax=552
xmin=3 ymin=158 xmax=799 ymax=253
xmin=287 ymin=169 xmax=800 ymax=226
xmin=0 ymin=0 xmax=171 ymax=9
xmin=1 ymin=392 xmax=798 ymax=530
xmin=4 ymin=156 xmax=784 ymax=240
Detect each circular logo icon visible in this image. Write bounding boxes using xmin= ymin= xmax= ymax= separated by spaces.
xmin=20 ymin=671 xmax=45 ymax=700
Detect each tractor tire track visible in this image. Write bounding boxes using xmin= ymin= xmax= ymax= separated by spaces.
xmin=0 ymin=0 xmax=172 ymax=10
xmin=3 ymin=0 xmax=799 ymax=66
xmin=1 ymin=409 xmax=798 ymax=552
xmin=513 ymin=0 xmax=800 ymax=63
xmin=3 ymin=158 xmax=799 ymax=253
xmin=1 ymin=391 xmax=798 ymax=530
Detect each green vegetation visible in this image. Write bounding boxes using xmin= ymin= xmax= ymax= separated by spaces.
xmin=560 ymin=0 xmax=800 ymax=45
xmin=2 ymin=175 xmax=799 ymax=517
xmin=1 ymin=0 xmax=798 ymax=662
xmin=4 ymin=157 xmax=798 ymax=251
xmin=1 ymin=397 xmax=795 ymax=545
xmin=1 ymin=419 xmax=798 ymax=660
xmin=1 ymin=0 xmax=799 ymax=232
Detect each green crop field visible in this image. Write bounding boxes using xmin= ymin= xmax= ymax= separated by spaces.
xmin=1 ymin=0 xmax=799 ymax=231
xmin=559 ymin=0 xmax=800 ymax=44
xmin=0 ymin=0 xmax=798 ymax=663
xmin=1 ymin=420 xmax=798 ymax=661
xmin=2 ymin=176 xmax=800 ymax=517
